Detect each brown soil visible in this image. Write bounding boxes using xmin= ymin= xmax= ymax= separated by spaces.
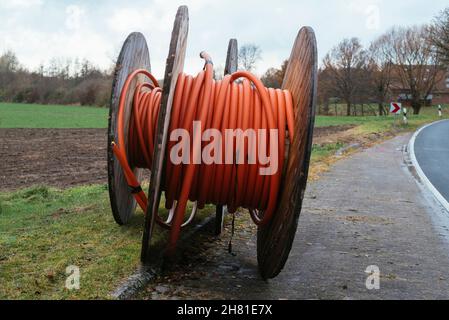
xmin=0 ymin=125 xmax=355 ymax=191
xmin=312 ymin=125 xmax=359 ymax=146
xmin=0 ymin=129 xmax=107 ymax=191
xmin=313 ymin=124 xmax=355 ymax=139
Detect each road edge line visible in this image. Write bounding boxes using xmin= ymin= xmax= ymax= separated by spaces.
xmin=408 ymin=119 xmax=449 ymax=213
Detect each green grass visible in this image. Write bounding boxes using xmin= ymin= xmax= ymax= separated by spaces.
xmin=0 ymin=103 xmax=108 ymax=128
xmin=311 ymin=142 xmax=345 ymax=162
xmin=315 ymin=105 xmax=449 ymax=132
xmin=1 ymin=102 xmax=447 ymax=130
xmin=0 ymin=184 xmax=211 ymax=299
xmin=309 ymin=105 xmax=449 ymax=176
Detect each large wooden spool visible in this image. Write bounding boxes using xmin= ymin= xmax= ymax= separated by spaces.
xmin=108 ymin=32 xmax=150 ymax=225
xmin=108 ymin=5 xmax=317 ymax=278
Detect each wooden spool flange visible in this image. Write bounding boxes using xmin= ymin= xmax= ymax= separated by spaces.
xmin=108 ymin=32 xmax=150 ymax=225
xmin=140 ymin=6 xmax=189 ymax=263
xmin=214 ymin=38 xmax=238 ymax=236
xmin=257 ymin=27 xmax=318 ymax=279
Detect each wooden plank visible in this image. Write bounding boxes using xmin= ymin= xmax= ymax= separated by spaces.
xmin=108 ymin=32 xmax=150 ymax=225
xmin=214 ymin=38 xmax=238 ymax=236
xmin=224 ymin=39 xmax=238 ymax=75
xmin=141 ymin=6 xmax=189 ymax=263
xmin=257 ymin=27 xmax=318 ymax=279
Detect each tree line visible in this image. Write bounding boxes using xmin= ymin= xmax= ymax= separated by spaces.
xmin=0 ymin=53 xmax=112 ymax=107
xmin=261 ymin=7 xmax=449 ymax=115
xmin=1 ymin=7 xmax=448 ymax=113
xmin=0 ymin=42 xmax=266 ymax=108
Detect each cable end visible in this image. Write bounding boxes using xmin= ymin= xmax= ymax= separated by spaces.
xmin=200 ymin=51 xmax=213 ymax=66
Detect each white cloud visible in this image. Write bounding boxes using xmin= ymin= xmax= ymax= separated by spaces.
xmin=65 ymin=5 xmax=85 ymax=31
xmin=0 ymin=24 xmax=113 ymax=71
xmin=107 ymin=8 xmax=151 ymax=33
xmin=0 ymin=0 xmax=43 ymax=8
xmin=1 ymin=0 xmax=448 ymax=76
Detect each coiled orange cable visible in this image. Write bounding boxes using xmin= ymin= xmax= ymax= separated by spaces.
xmin=113 ymin=52 xmax=295 ymax=253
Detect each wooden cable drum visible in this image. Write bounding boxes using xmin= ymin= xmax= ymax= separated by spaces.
xmin=108 ymin=32 xmax=150 ymax=225
xmin=257 ymin=27 xmax=317 ymax=279
xmin=107 ymin=5 xmax=317 ymax=279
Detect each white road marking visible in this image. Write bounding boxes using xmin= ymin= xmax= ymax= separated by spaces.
xmin=408 ymin=119 xmax=449 ymax=213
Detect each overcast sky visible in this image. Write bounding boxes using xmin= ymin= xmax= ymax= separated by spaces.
xmin=0 ymin=0 xmax=447 ymax=76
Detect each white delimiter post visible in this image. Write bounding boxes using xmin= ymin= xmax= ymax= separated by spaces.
xmin=403 ymin=108 xmax=408 ymax=125
xmin=439 ymin=105 xmax=442 ymax=118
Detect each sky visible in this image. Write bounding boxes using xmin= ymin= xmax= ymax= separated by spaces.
xmin=0 ymin=0 xmax=448 ymax=76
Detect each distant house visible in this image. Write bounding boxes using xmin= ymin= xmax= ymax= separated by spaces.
xmin=389 ymin=67 xmax=449 ymax=106
xmin=432 ymin=71 xmax=449 ymax=105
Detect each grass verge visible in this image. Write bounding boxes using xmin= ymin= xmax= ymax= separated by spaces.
xmin=309 ymin=105 xmax=449 ymax=180
xmin=0 ymin=184 xmax=211 ymax=299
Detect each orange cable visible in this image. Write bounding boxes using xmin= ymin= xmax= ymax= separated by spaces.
xmin=112 ymin=52 xmax=295 ymax=253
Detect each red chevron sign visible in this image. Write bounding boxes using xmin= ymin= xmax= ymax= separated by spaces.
xmin=390 ymin=102 xmax=402 ymax=114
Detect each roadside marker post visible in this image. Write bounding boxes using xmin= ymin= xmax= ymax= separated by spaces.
xmin=390 ymin=102 xmax=402 ymax=127
xmin=439 ymin=105 xmax=442 ymax=118
xmin=403 ymin=107 xmax=408 ymax=125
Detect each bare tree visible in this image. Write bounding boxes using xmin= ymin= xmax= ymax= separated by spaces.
xmin=261 ymin=60 xmax=288 ymax=88
xmin=317 ymin=67 xmax=338 ymax=115
xmin=0 ymin=50 xmax=113 ymax=106
xmin=430 ymin=7 xmax=449 ymax=65
xmin=368 ymin=34 xmax=394 ymax=115
xmin=0 ymin=51 xmax=19 ymax=73
xmin=323 ymin=38 xmax=367 ymax=116
xmin=238 ymin=44 xmax=261 ymax=72
xmin=353 ymin=63 xmax=375 ymax=116
xmin=0 ymin=51 xmax=21 ymax=101
xmin=385 ymin=25 xmax=443 ymax=114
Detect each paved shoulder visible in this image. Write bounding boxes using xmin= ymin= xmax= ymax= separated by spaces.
xmin=145 ymin=134 xmax=449 ymax=300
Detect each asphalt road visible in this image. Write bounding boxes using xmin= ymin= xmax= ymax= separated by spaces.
xmin=414 ymin=120 xmax=449 ymax=204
